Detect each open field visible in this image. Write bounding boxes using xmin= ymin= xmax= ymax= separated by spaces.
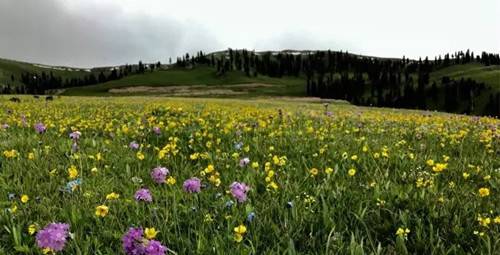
xmin=0 ymin=96 xmax=498 ymax=254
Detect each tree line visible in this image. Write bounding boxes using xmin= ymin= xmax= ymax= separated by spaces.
xmin=176 ymin=49 xmax=499 ymax=116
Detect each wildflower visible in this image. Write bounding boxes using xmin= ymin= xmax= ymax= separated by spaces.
xmin=230 ymin=182 xmax=250 ymax=203
xmin=325 ymin=167 xmax=333 ymax=175
xmin=152 ymin=127 xmax=161 ymax=135
xmin=233 ymin=224 xmax=247 ymax=243
xmin=246 ymin=212 xmax=256 ymax=223
xmin=21 ymin=194 xmax=29 ymax=203
xmin=136 ymin=152 xmax=145 ymax=160
xmin=432 ymin=163 xmax=447 ymax=173
xmin=251 ymin=162 xmax=259 ymax=169
xmin=68 ymin=165 xmax=78 ymax=179
xmin=309 ymin=168 xmax=319 ymax=177
xmin=477 ymin=216 xmax=491 ymax=227
xmin=134 ymin=188 xmax=153 ymax=202
xmin=106 ymin=192 xmax=120 ymax=200
xmin=494 ymin=216 xmax=500 ymax=224
xmin=478 ymin=188 xmax=490 ymax=197
xmin=3 ymin=149 xmax=18 ymax=158
xmin=91 ymin=167 xmax=98 ymax=175
xmin=34 ymin=123 xmax=46 ymax=134
xmin=463 ymin=172 xmax=470 ymax=179
xmin=129 ymin=141 xmax=140 ymax=150
xmin=122 ymin=227 xmax=166 ymax=255
xmin=28 ymin=224 xmax=37 ymax=235
xmin=28 ymin=152 xmax=35 ymax=160
xmin=348 ymin=168 xmax=356 ymax=176
xmin=36 ymin=223 xmax=70 ymax=252
xmin=95 ymin=205 xmax=109 ymax=217
xmin=239 ymin=157 xmax=250 ymax=167
xmin=166 ymin=176 xmax=176 ymax=185
xmin=144 ymin=227 xmax=158 ymax=240
xmin=395 ymin=227 xmax=410 ymax=238
xmin=69 ymin=131 xmax=81 ymax=140
xmin=426 ymin=159 xmax=434 ymax=166
xmin=65 ymin=178 xmax=82 ymax=192
xmin=151 ymin=167 xmax=169 ymax=184
xmin=183 ymin=177 xmax=201 ymax=193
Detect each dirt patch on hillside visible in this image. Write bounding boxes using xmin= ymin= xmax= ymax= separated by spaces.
xmin=108 ymin=83 xmax=279 ymax=95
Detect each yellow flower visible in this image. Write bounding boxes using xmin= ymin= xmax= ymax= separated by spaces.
xmin=28 ymin=152 xmax=35 ymax=160
xmin=325 ymin=167 xmax=333 ymax=175
xmin=233 ymin=224 xmax=247 ymax=242
xmin=106 ymin=192 xmax=120 ymax=200
xmin=494 ymin=216 xmax=500 ymax=224
xmin=432 ymin=163 xmax=447 ymax=173
xmin=309 ymin=168 xmax=319 ymax=176
xmin=483 ymin=175 xmax=491 ymax=181
xmin=136 ymin=152 xmax=145 ymax=160
xmin=95 ymin=205 xmax=109 ymax=217
xmin=478 ymin=187 xmax=490 ymax=197
xmin=348 ymin=168 xmax=356 ymax=176
xmin=28 ymin=224 xmax=37 ymax=235
xmin=144 ymin=227 xmax=159 ymax=240
xmin=395 ymin=227 xmax=410 ymax=237
xmin=477 ymin=216 xmax=491 ymax=227
xmin=462 ymin=172 xmax=470 ymax=179
xmin=251 ymin=162 xmax=259 ymax=169
xmin=21 ymin=194 xmax=29 ymax=203
xmin=91 ymin=167 xmax=98 ymax=175
xmin=167 ymin=176 xmax=176 ymax=185
xmin=68 ymin=165 xmax=78 ymax=179
xmin=3 ymin=149 xmax=18 ymax=158
xmin=426 ymin=159 xmax=435 ymax=166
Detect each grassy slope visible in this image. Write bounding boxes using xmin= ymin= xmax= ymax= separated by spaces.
xmin=0 ymin=58 xmax=91 ymax=87
xmin=430 ymin=63 xmax=500 ymax=89
xmin=62 ymin=66 xmax=306 ymax=97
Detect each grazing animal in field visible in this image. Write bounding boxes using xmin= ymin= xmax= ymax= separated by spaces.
xmin=45 ymin=96 xmax=54 ymax=101
xmin=9 ymin=97 xmax=21 ymax=103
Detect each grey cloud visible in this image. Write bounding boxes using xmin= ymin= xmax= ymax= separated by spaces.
xmin=0 ymin=0 xmax=222 ymax=67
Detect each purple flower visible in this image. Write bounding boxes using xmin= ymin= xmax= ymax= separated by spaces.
xmin=145 ymin=240 xmax=166 ymax=255
xmin=1 ymin=123 xmax=9 ymax=129
xmin=122 ymin=228 xmax=167 ymax=255
xmin=36 ymin=223 xmax=70 ymax=252
xmin=34 ymin=122 xmax=46 ymax=134
xmin=152 ymin=127 xmax=161 ymax=135
xmin=239 ymin=157 xmax=250 ymax=167
xmin=183 ymin=177 xmax=201 ymax=193
xmin=134 ymin=188 xmax=153 ymax=202
xmin=69 ymin=131 xmax=81 ymax=140
xmin=151 ymin=167 xmax=169 ymax=184
xmin=122 ymin=227 xmax=145 ymax=255
xmin=129 ymin=141 xmax=140 ymax=150
xmin=230 ymin=182 xmax=250 ymax=203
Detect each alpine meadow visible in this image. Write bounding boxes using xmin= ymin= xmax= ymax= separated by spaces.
xmin=0 ymin=0 xmax=499 ymax=254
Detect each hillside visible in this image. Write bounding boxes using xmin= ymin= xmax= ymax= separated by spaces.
xmin=1 ymin=50 xmax=499 ymax=115
xmin=62 ymin=66 xmax=305 ymax=97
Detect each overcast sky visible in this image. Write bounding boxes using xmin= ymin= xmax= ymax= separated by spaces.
xmin=0 ymin=0 xmax=498 ymax=67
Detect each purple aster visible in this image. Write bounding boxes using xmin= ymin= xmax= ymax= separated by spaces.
xmin=151 ymin=167 xmax=169 ymax=184
xmin=183 ymin=177 xmax=201 ymax=193
xmin=34 ymin=122 xmax=46 ymax=134
xmin=239 ymin=157 xmax=250 ymax=167
xmin=122 ymin=227 xmax=145 ymax=255
xmin=129 ymin=141 xmax=140 ymax=150
xmin=229 ymin=182 xmax=250 ymax=203
xmin=134 ymin=188 xmax=153 ymax=202
xmin=145 ymin=240 xmax=167 ymax=255
xmin=36 ymin=223 xmax=70 ymax=252
xmin=152 ymin=127 xmax=161 ymax=135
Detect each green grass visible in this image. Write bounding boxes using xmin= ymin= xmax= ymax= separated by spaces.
xmin=430 ymin=63 xmax=500 ymax=89
xmin=0 ymin=96 xmax=498 ymax=254
xmin=62 ymin=66 xmax=306 ymax=97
